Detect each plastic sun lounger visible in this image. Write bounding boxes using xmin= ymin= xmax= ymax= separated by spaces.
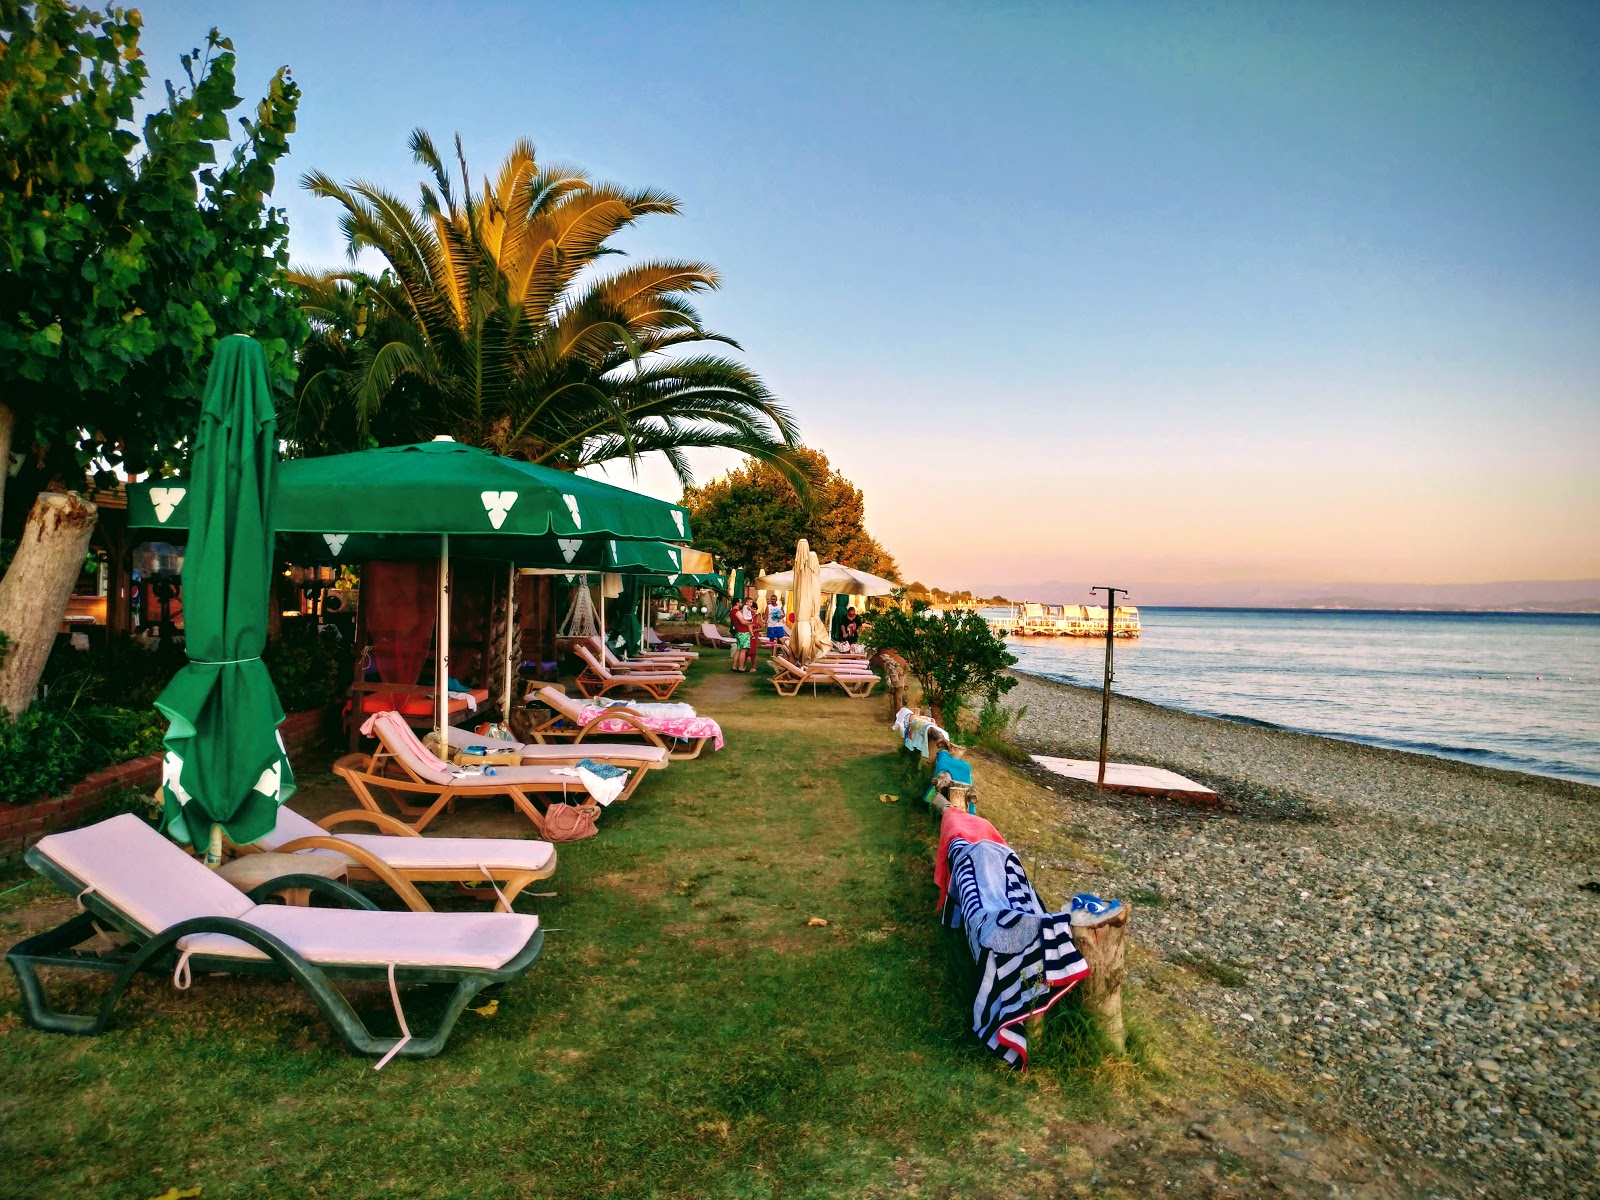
xmin=643 ymin=629 xmax=699 ymax=657
xmin=444 ymin=724 xmax=670 ymax=775
xmin=248 ymin=805 xmax=559 ymax=913
xmin=572 ymin=644 xmax=682 ymax=700
xmin=770 ymin=653 xmax=880 ymax=698
xmin=337 ymin=711 xmax=633 ymax=834
xmin=586 ymin=637 xmax=689 ymax=676
xmin=527 ymin=686 xmax=721 ymax=761
xmin=6 ymin=814 xmax=543 ymax=1064
xmin=696 ymin=623 xmax=736 ymax=649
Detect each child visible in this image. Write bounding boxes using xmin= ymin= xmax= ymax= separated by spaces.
xmin=766 ymin=597 xmax=787 ymax=652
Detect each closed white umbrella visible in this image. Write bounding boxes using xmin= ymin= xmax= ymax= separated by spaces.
xmin=790 ymin=539 xmax=828 ymax=664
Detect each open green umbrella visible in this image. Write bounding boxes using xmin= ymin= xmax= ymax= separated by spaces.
xmin=155 ymin=336 xmax=293 ymax=858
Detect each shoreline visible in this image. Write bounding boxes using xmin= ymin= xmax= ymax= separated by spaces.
xmin=1009 ymin=667 xmax=1600 ymax=796
xmin=1000 ymin=670 xmax=1600 ymax=1197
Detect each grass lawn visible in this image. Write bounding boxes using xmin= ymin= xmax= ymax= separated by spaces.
xmin=0 ymin=651 xmax=1405 ymax=1199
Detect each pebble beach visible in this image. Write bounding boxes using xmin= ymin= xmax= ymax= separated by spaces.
xmin=1003 ymin=672 xmax=1600 ymax=1199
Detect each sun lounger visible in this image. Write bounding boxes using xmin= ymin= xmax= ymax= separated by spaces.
xmin=572 ymin=644 xmax=682 ymax=700
xmin=584 ymin=637 xmax=689 ymax=676
xmin=644 ymin=628 xmax=699 ymax=657
xmin=247 ymin=805 xmax=558 ymax=913
xmin=696 ymin=622 xmax=735 ymax=649
xmin=770 ymin=653 xmax=880 ymax=698
xmin=337 ymin=711 xmax=638 ymax=834
xmin=444 ymin=725 xmax=670 ymax=774
xmin=526 ymin=686 xmax=723 ymax=760
xmin=6 ymin=814 xmax=543 ymax=1063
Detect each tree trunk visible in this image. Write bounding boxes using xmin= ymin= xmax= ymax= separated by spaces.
xmin=1074 ymin=903 xmax=1131 ymax=1053
xmin=0 ymin=491 xmax=98 ymax=715
xmin=0 ymin=401 xmax=14 ymax=535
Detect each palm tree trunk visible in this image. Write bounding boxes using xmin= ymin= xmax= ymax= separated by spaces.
xmin=0 ymin=491 xmax=98 ymax=715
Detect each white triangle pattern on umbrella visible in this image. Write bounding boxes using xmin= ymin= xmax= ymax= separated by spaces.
xmin=481 ymin=491 xmax=518 ymax=529
xmin=162 ymin=751 xmax=191 ymax=805
xmin=150 ymin=487 xmax=185 ymax=522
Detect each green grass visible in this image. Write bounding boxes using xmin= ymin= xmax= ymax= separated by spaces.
xmin=0 ymin=653 xmax=1120 ymax=1200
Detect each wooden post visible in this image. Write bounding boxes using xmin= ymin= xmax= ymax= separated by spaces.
xmin=1089 ymin=585 xmax=1128 ymax=786
xmin=1074 ymin=903 xmax=1131 ymax=1053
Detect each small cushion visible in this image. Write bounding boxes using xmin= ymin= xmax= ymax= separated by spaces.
xmin=34 ymin=814 xmax=255 ymax=933
xmin=177 ymin=906 xmax=539 ymax=970
xmin=360 ymin=694 xmax=469 ymax=717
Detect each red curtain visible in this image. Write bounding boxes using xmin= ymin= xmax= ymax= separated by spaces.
xmin=364 ymin=561 xmax=438 ymax=703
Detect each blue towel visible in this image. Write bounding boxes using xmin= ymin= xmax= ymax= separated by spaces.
xmin=932 ymin=750 xmax=973 ymax=787
xmin=575 ymin=758 xmax=628 ymax=780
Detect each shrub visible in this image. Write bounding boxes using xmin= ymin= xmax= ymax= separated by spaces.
xmin=865 ymin=603 xmax=1018 ymax=729
xmin=264 ymin=624 xmax=348 ymax=712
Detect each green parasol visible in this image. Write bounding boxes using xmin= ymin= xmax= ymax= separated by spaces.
xmin=128 ymin=438 xmax=692 ymax=544
xmin=154 ymin=337 xmax=293 ymax=856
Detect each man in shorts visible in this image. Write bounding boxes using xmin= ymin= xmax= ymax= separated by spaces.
xmin=729 ymin=597 xmax=754 ymax=672
xmin=766 ymin=597 xmax=787 ymax=653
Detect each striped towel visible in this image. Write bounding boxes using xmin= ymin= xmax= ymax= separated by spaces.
xmin=941 ymin=837 xmax=1091 ymax=1066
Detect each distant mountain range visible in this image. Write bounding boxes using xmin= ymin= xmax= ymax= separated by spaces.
xmin=975 ymin=578 xmax=1600 ymax=613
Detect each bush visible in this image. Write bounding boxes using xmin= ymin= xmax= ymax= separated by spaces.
xmin=865 ymin=603 xmax=1018 ymax=729
xmin=263 ymin=624 xmax=348 ymax=712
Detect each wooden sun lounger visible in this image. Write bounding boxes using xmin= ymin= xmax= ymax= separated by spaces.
xmin=644 ymin=629 xmax=699 ymax=657
xmin=337 ymin=711 xmax=635 ymax=834
xmin=525 ymin=686 xmax=719 ymax=761
xmin=7 ymin=815 xmax=543 ymax=1063
xmin=246 ymin=806 xmax=559 ymax=913
xmin=770 ymin=653 xmax=881 ymax=698
xmin=572 ymin=644 xmax=683 ymax=700
xmin=587 ymin=637 xmax=690 ymax=675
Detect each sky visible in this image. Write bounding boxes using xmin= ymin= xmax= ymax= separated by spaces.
xmin=138 ymin=1 xmax=1600 ymax=599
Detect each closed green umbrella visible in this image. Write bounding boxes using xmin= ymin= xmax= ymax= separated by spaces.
xmin=155 ymin=337 xmax=293 ymax=859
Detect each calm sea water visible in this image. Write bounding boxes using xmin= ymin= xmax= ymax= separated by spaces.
xmin=1007 ymin=609 xmax=1600 ymax=786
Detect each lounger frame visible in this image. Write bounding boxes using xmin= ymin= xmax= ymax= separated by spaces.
xmin=6 ymin=845 xmax=542 ymax=1060
xmin=232 ymin=809 xmax=559 ymax=913
xmin=770 ymin=655 xmax=880 ymax=698
xmin=572 ymin=645 xmax=682 ymax=701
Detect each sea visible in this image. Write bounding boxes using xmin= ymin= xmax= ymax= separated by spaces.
xmin=1006 ymin=609 xmax=1600 ymax=787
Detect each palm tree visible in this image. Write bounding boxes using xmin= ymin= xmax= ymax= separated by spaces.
xmin=283 ymin=130 xmax=804 ymax=486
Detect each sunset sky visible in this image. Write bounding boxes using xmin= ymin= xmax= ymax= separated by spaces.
xmin=142 ymin=1 xmax=1600 ymax=598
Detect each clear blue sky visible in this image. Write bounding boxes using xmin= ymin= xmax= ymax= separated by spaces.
xmin=141 ymin=1 xmax=1600 ymax=594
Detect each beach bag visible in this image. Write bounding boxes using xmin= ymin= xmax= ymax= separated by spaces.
xmin=542 ymin=801 xmax=601 ymax=842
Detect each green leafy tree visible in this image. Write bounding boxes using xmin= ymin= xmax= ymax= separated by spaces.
xmin=681 ymin=447 xmax=899 ymax=577
xmin=283 ymin=130 xmax=801 ymax=486
xmin=864 ymin=602 xmax=1017 ymax=728
xmin=0 ymin=2 xmax=304 ymax=713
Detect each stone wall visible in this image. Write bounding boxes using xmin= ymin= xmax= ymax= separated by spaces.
xmin=0 ymin=708 xmax=329 ymax=866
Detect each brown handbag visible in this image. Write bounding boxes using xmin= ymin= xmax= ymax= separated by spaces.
xmin=541 ymin=801 xmax=601 ymax=842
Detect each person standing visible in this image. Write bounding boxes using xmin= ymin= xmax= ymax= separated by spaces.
xmin=729 ymin=597 xmax=754 ymax=672
xmin=766 ymin=596 xmax=787 ymax=654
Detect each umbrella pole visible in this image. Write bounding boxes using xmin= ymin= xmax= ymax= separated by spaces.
xmin=502 ymin=563 xmax=516 ymax=718
xmin=436 ymin=534 xmax=451 ymax=741
xmin=206 ymin=823 xmax=223 ymax=868
xmin=598 ymin=573 xmax=606 ymax=650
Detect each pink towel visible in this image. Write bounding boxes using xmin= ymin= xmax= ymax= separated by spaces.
xmin=934 ymin=810 xmax=1007 ymax=910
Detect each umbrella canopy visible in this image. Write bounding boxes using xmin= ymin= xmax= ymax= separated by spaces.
xmin=277 ymin=531 xmax=687 ymax=573
xmin=154 ymin=337 xmax=293 ymax=851
xmin=757 ymin=561 xmax=896 ymax=596
xmin=790 ymin=539 xmax=828 ymax=664
xmin=128 ymin=438 xmax=692 ymax=545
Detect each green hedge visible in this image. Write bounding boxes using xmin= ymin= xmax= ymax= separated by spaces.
xmin=0 ymin=626 xmax=347 ymax=805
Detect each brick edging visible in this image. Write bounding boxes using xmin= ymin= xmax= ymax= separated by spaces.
xmin=0 ymin=707 xmax=329 ymax=865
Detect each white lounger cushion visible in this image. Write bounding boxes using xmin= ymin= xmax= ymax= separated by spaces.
xmin=252 ymin=807 xmax=557 ymax=873
xmin=35 ymin=814 xmax=256 ymax=933
xmin=177 ymin=905 xmax=539 ymax=970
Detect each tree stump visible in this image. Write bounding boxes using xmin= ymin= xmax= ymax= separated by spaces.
xmin=1074 ymin=903 xmax=1131 ymax=1053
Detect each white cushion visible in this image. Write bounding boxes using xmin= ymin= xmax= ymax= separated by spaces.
xmin=511 ymin=742 xmax=666 ymax=765
xmin=252 ymin=806 xmax=327 ymax=851
xmin=332 ymin=834 xmax=555 ymax=873
xmin=34 ymin=814 xmax=254 ymax=933
xmin=372 ymin=712 xmax=455 ymax=785
xmin=177 ymin=906 xmax=539 ymax=970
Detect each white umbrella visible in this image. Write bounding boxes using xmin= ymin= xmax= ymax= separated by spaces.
xmin=789 ymin=539 xmax=828 ymax=664
xmin=757 ymin=561 xmax=896 ymax=596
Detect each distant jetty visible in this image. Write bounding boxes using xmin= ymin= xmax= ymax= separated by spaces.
xmin=973 ymin=602 xmax=1141 ymax=638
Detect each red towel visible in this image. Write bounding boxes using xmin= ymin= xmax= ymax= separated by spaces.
xmin=934 ymin=809 xmax=1008 ymax=909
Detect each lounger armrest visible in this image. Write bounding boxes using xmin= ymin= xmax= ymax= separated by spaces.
xmin=574 ymin=709 xmax=668 ymax=750
xmin=271 ymin=835 xmax=435 ymax=913
xmin=319 ymin=809 xmax=422 ymax=837
xmin=243 ymin=873 xmax=381 ymax=910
